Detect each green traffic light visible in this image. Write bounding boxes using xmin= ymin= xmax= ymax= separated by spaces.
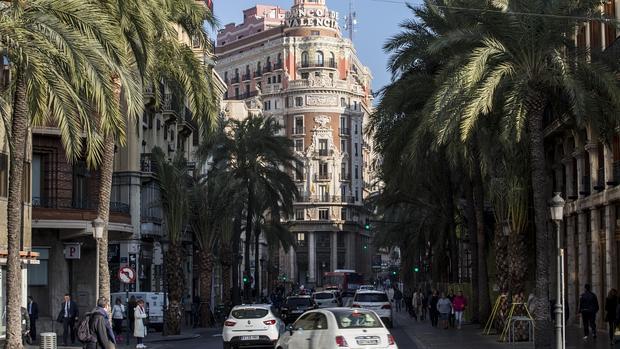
xmin=364 ymin=224 xmax=370 ymax=230
xmin=363 ymin=244 xmax=368 ymax=249
xmin=391 ymin=271 xmax=396 ymax=275
xmin=414 ymin=267 xmax=419 ymax=273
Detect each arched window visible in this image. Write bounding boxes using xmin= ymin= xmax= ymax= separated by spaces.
xmin=301 ymin=51 xmax=309 ymax=67
xmin=266 ymin=56 xmax=271 ymax=71
xmin=256 ymin=62 xmax=262 ymax=76
xmin=316 ymin=51 xmax=324 ymax=66
xmin=329 ymin=52 xmax=336 ymax=68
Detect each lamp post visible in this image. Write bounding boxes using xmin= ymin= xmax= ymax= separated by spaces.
xmin=549 ymin=193 xmax=565 ymax=349
xmin=92 ymin=217 xmax=105 ymax=300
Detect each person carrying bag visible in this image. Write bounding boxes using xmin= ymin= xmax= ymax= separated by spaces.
xmin=133 ymin=299 xmax=148 ymax=349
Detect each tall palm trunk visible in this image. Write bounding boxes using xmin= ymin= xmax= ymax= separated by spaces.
xmin=465 ymin=179 xmax=479 ymax=323
xmin=244 ymin=186 xmax=253 ymax=303
xmin=97 ymin=132 xmax=115 ymax=303
xmin=96 ymin=78 xmax=121 ymax=303
xmin=164 ymin=243 xmax=184 ymax=335
xmin=6 ymin=70 xmax=28 ymax=349
xmin=198 ymin=250 xmax=214 ymax=327
xmin=254 ymin=224 xmax=261 ymax=302
xmin=443 ymin=165 xmax=458 ymax=282
xmin=220 ymin=242 xmax=233 ymax=306
xmin=495 ymin=224 xmax=509 ymax=293
xmin=508 ymin=230 xmax=527 ymax=295
xmin=473 ymin=161 xmax=491 ymax=324
xmin=526 ymin=98 xmax=552 ymax=349
xmin=231 ymin=210 xmax=242 ymax=305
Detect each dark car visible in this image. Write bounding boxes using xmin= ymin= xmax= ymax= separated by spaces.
xmin=280 ymin=296 xmax=317 ymax=323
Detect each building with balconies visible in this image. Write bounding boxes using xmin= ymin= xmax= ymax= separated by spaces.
xmin=216 ymin=0 xmax=376 ymax=288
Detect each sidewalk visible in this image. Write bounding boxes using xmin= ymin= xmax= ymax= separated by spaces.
xmin=26 ymin=327 xmax=220 ymax=349
xmin=395 ymin=311 xmax=618 ymax=349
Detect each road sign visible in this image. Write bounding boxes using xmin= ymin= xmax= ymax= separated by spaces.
xmin=118 ymin=266 xmax=136 ymax=284
xmin=64 ymin=243 xmax=81 ymax=259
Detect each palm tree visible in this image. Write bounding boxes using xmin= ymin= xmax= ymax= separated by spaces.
xmin=205 ymin=115 xmax=300 ymax=304
xmin=426 ymin=1 xmax=620 ymax=345
xmin=0 ymin=1 xmax=140 ymax=346
xmin=152 ymin=146 xmax=190 ymax=335
xmin=93 ymin=0 xmax=218 ymax=302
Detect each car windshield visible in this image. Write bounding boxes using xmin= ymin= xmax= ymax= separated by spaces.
xmin=333 ymin=310 xmax=383 ymax=329
xmin=314 ymin=293 xmax=333 ymax=300
xmin=231 ymin=308 xmax=268 ymax=319
xmin=355 ymin=293 xmax=388 ymax=302
xmin=286 ymin=298 xmax=312 ymax=307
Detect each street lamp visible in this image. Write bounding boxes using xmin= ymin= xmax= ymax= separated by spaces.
xmin=549 ymin=192 xmax=565 ymax=349
xmin=92 ymin=217 xmax=105 ymax=300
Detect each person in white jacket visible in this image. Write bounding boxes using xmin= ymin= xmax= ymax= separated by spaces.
xmin=133 ymin=299 xmax=148 ymax=349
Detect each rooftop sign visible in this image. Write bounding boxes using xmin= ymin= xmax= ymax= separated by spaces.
xmin=285 ymin=7 xmax=339 ymax=29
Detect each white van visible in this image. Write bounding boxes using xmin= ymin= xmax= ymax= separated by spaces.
xmin=110 ymin=292 xmax=167 ymax=331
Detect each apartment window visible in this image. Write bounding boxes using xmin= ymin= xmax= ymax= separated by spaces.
xmin=341 ymin=162 xmax=346 ymax=178
xmin=319 ymin=139 xmax=328 ymax=154
xmin=235 ymin=87 xmax=239 ymax=99
xmin=256 ymin=61 xmax=262 ymax=74
xmin=340 ymin=116 xmax=346 ymax=132
xmin=319 ymin=208 xmax=329 ymax=220
xmin=355 ymin=143 xmax=358 ymax=156
xmin=164 ymin=124 xmax=168 ymax=140
xmin=341 ymin=140 xmax=346 ymax=153
xmin=277 ymin=53 xmax=282 ymax=65
xmin=319 ymin=184 xmax=329 ymax=202
xmin=245 ymin=65 xmax=250 ymax=76
xmin=301 ymin=73 xmax=309 ymax=79
xmin=340 ymin=98 xmax=346 ymax=107
xmin=274 ymin=100 xmax=279 ymax=109
xmin=22 ymin=161 xmax=31 ymax=203
xmin=234 ymin=68 xmax=239 ymax=79
xmin=268 ymin=77 xmax=272 ymax=84
xmin=266 ymin=56 xmax=271 ymax=69
xmin=32 ymin=154 xmax=44 ymax=203
xmin=277 ymin=75 xmax=282 ymax=83
xmin=329 ymin=52 xmax=336 ymax=67
xmin=295 ymin=97 xmax=303 ymax=107
xmin=301 ymin=51 xmax=309 ymax=66
xmin=295 ymin=139 xmax=304 ymax=152
xmin=341 ymin=185 xmax=346 ymax=198
xmin=316 ymin=51 xmax=324 ymax=66
xmin=355 ymin=165 xmax=359 ymax=179
xmin=224 ymin=71 xmax=228 ymax=82
xmin=73 ymin=161 xmax=88 ymax=209
xmin=355 ymin=124 xmax=358 ymax=134
xmin=0 ymin=153 xmax=7 ymax=197
xmin=245 ymin=85 xmax=250 ymax=96
xmin=319 ymin=162 xmax=329 ymax=177
xmin=294 ymin=116 xmax=304 ymax=134
xmin=355 ymin=187 xmax=359 ymax=202
xmin=28 ymin=248 xmax=49 ymax=286
xmin=297 ymin=233 xmax=306 ymax=246
xmin=264 ymin=100 xmax=271 ymax=110
xmin=294 ymin=160 xmax=304 ymax=180
xmin=296 ymin=209 xmax=305 ymax=221
xmin=341 ymin=208 xmax=347 ymax=221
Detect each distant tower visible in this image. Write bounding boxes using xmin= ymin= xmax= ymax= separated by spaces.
xmin=344 ymin=0 xmax=357 ymax=41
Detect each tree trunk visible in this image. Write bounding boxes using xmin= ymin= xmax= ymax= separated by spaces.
xmin=472 ymin=160 xmax=491 ymax=324
xmin=444 ymin=165 xmax=458 ymax=283
xmin=164 ymin=243 xmax=184 ymax=335
xmin=526 ymin=97 xmax=552 ymax=349
xmin=244 ymin=186 xmax=253 ymax=303
xmin=465 ymin=179 xmax=480 ymax=323
xmin=97 ymin=132 xmax=115 ymax=303
xmin=254 ymin=224 xmax=261 ymax=302
xmin=96 ymin=77 xmax=120 ymax=303
xmin=495 ymin=224 xmax=509 ymax=293
xmin=231 ymin=209 xmax=242 ymax=306
xmin=509 ymin=230 xmax=527 ymax=295
xmin=220 ymin=243 xmax=233 ymax=306
xmin=198 ymin=251 xmax=214 ymax=327
xmin=5 ymin=70 xmax=28 ymax=349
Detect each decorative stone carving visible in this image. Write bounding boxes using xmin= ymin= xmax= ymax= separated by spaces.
xmin=306 ymin=95 xmax=338 ymax=107
xmin=314 ymin=115 xmax=331 ymax=129
xmin=308 ymin=72 xmax=334 ymax=88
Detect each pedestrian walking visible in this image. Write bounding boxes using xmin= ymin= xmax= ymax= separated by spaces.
xmin=127 ymin=296 xmax=137 ymax=342
xmin=605 ymin=288 xmax=618 ymax=344
xmin=579 ymin=284 xmax=600 ymax=340
xmin=27 ymin=296 xmax=38 ymax=342
xmin=394 ymin=287 xmax=403 ymax=312
xmin=133 ymin=299 xmax=148 ymax=349
xmin=111 ymin=298 xmax=125 ymax=343
xmin=452 ymin=291 xmax=467 ymax=329
xmin=437 ymin=292 xmax=452 ymax=330
xmin=20 ymin=305 xmax=30 ymax=344
xmin=411 ymin=290 xmax=419 ymax=320
xmin=447 ymin=291 xmax=455 ymax=328
xmin=84 ymin=297 xmax=117 ymax=349
xmin=387 ymin=287 xmax=395 ymax=304
xmin=429 ymin=290 xmax=439 ymax=327
xmin=57 ymin=293 xmax=79 ymax=346
xmin=421 ymin=291 xmax=428 ymax=321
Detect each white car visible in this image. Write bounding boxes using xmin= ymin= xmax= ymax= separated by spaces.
xmin=222 ymin=304 xmax=285 ymax=349
xmin=313 ymin=291 xmax=341 ymax=308
xmin=276 ymin=308 xmax=398 ymax=349
xmin=352 ymin=290 xmax=393 ymax=328
xmin=359 ymin=285 xmax=375 ymax=291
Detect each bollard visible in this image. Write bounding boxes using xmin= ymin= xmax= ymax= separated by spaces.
xmin=39 ymin=332 xmax=56 ymax=349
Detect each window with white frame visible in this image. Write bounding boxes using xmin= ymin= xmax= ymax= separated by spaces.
xmin=319 ymin=208 xmax=329 ymax=220
xmin=296 ymin=209 xmax=305 ymax=221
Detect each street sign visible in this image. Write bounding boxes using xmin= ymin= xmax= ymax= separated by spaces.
xmin=64 ymin=243 xmax=81 ymax=259
xmin=118 ymin=266 xmax=136 ymax=284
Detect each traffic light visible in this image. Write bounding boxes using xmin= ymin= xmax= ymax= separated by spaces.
xmin=414 ymin=267 xmax=419 ymax=273
xmin=243 ymin=273 xmax=249 ymax=284
xmin=364 ymin=218 xmax=371 ymax=230
xmin=363 ymin=244 xmax=368 ymax=250
xmin=391 ymin=271 xmax=397 ymax=276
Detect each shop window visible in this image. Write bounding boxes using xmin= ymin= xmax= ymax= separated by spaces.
xmin=28 ymin=248 xmax=49 ymax=286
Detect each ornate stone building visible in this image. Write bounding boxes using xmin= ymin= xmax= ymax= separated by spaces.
xmin=216 ymin=0 xmax=375 ymax=287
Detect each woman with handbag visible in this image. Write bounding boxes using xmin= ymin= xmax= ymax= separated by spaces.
xmin=111 ymin=298 xmax=125 ymax=343
xmin=133 ymin=299 xmax=148 ymax=349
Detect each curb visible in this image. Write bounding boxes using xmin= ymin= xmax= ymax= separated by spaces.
xmin=145 ymin=334 xmax=201 ymax=343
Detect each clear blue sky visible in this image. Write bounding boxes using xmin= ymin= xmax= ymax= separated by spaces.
xmin=211 ymin=0 xmax=419 ymax=94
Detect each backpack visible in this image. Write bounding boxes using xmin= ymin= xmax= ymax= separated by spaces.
xmin=77 ymin=313 xmax=96 ymax=343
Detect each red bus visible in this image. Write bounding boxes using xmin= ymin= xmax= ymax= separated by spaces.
xmin=323 ymin=269 xmax=363 ymax=293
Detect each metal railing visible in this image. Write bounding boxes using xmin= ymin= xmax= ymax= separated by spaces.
xmin=314 ymin=173 xmax=331 ymax=181
xmin=340 ymin=173 xmax=351 ymax=181
xmin=339 ymin=128 xmax=350 ymax=135
xmin=32 ymin=197 xmax=130 ymax=214
xmin=299 ymin=60 xmax=338 ymax=68
xmin=292 ymin=127 xmax=305 ymax=135
xmin=296 ymin=195 xmax=356 ymax=203
xmin=242 ymin=73 xmax=251 ymax=81
xmin=230 ymin=76 xmax=240 ymax=84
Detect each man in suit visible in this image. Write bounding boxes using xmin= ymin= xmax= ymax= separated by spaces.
xmin=57 ymin=294 xmax=79 ymax=345
xmin=27 ymin=296 xmax=38 ymax=341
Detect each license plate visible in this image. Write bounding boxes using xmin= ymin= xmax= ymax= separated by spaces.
xmin=357 ymin=339 xmax=379 ymax=345
xmin=241 ymin=336 xmax=259 ymax=341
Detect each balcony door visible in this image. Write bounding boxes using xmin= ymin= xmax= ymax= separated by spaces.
xmin=73 ymin=161 xmax=89 ymax=209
